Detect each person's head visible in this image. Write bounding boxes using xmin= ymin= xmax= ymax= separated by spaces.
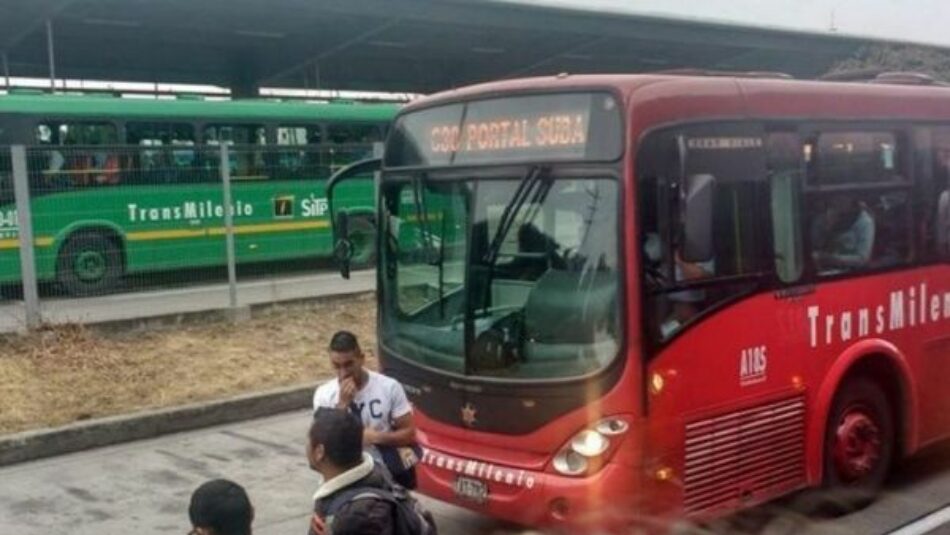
xmin=329 ymin=330 xmax=364 ymax=384
xmin=307 ymin=407 xmax=364 ymax=477
xmin=188 ymin=479 xmax=253 ymax=535
xmin=822 ymin=196 xmax=861 ymax=228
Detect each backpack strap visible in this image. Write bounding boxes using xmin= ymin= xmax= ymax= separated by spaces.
xmin=323 ymin=486 xmax=396 ymax=518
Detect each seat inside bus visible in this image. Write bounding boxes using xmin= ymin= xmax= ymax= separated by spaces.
xmin=521 ymin=268 xmax=618 ymax=374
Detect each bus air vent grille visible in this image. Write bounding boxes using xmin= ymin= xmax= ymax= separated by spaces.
xmin=682 ymin=395 xmax=806 ymax=515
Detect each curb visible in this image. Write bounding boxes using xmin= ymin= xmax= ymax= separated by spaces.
xmin=0 ymin=383 xmax=316 ymax=467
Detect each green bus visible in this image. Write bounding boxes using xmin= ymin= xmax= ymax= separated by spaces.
xmin=0 ymin=92 xmax=398 ymax=295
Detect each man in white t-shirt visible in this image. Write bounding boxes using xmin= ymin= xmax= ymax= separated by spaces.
xmin=312 ymin=331 xmax=418 ymax=487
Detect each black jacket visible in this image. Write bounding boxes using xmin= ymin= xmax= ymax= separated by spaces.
xmin=310 ymin=461 xmax=395 ymax=535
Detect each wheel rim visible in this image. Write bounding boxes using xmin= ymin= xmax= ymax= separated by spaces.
xmin=74 ymin=250 xmax=107 ymax=282
xmin=832 ymin=405 xmax=883 ymax=483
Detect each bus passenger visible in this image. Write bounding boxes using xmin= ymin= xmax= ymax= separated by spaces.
xmin=661 ymin=250 xmax=715 ymax=338
xmin=935 ymin=145 xmax=950 ymax=256
xmin=644 ymin=232 xmax=715 ymax=336
xmin=312 ymin=331 xmax=420 ymax=489
xmin=811 ymin=196 xmax=875 ymax=272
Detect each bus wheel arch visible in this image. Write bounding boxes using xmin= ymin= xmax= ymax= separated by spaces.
xmin=807 ymin=343 xmax=917 ymax=508
xmin=55 ymin=227 xmax=126 ymax=296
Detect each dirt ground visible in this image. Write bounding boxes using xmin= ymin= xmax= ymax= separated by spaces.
xmin=0 ymin=293 xmax=376 ymax=436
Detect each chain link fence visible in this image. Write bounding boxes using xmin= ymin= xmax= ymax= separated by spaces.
xmin=0 ymin=142 xmax=378 ymax=330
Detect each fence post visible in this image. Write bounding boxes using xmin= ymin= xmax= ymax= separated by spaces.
xmin=219 ymin=145 xmax=239 ymax=312
xmin=11 ymin=145 xmax=40 ymax=329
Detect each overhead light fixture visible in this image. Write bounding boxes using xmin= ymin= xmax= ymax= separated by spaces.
xmin=82 ymin=18 xmax=141 ymax=28
xmin=367 ymin=40 xmax=408 ymax=49
xmin=562 ymin=53 xmax=593 ymax=60
xmin=235 ymin=29 xmax=286 ymax=39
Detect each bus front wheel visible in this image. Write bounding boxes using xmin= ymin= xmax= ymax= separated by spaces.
xmin=56 ymin=233 xmax=123 ymax=296
xmin=820 ymin=377 xmax=894 ymax=513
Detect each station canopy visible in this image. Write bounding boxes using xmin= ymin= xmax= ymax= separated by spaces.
xmin=0 ymin=0 xmax=874 ymax=95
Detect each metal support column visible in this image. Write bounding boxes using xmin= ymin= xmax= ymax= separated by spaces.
xmin=219 ymin=145 xmax=238 ymax=310
xmin=2 ymin=52 xmax=9 ymax=88
xmin=45 ymin=19 xmax=56 ymax=91
xmin=11 ymin=146 xmax=40 ymax=328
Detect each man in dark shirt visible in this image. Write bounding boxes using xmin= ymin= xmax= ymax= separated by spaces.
xmin=307 ymin=408 xmax=396 ymax=535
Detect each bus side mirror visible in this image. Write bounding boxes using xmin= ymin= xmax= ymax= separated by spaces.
xmin=334 ymin=211 xmax=353 ymax=280
xmin=682 ymin=173 xmax=715 ymax=263
xmin=327 ymin=157 xmax=381 ymax=280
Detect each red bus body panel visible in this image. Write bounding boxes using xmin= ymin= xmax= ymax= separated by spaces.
xmin=399 ymin=74 xmax=950 ymax=530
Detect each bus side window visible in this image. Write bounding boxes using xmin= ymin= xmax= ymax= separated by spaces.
xmin=767 ymin=132 xmax=804 ymax=283
xmin=203 ymin=124 xmax=268 ymax=181
xmin=804 ymin=129 xmax=913 ymax=275
xmin=327 ymin=123 xmax=383 ymax=171
xmin=933 ymin=129 xmax=950 ymax=259
xmin=35 ymin=122 xmax=118 ymax=190
xmin=276 ymin=125 xmax=324 ymax=178
xmin=127 ymin=122 xmax=197 ymax=184
xmin=638 ymin=124 xmax=765 ymax=341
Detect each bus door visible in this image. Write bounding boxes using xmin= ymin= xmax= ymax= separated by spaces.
xmin=640 ymin=123 xmax=810 ymax=512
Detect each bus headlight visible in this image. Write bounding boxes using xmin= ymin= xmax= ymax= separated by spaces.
xmin=571 ymin=430 xmax=609 ymax=457
xmin=552 ymin=417 xmax=631 ymax=476
xmin=553 ymin=450 xmax=589 ymax=476
xmin=595 ymin=418 xmax=629 ymax=436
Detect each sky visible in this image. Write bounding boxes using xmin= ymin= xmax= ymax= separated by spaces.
xmin=499 ymin=0 xmax=950 ymax=48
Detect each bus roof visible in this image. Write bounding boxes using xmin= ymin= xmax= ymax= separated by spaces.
xmin=402 ymin=72 xmax=950 ymax=124
xmin=0 ymin=93 xmax=400 ymax=122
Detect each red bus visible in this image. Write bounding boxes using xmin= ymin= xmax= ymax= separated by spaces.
xmin=332 ymin=72 xmax=950 ymax=531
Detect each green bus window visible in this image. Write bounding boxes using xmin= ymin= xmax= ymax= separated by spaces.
xmin=327 ymin=124 xmax=382 ymax=144
xmin=126 ymin=122 xmax=197 ymax=184
xmin=277 ymin=125 xmax=322 ymax=145
xmin=203 ymin=124 xmax=268 ymax=180
xmin=33 ymin=122 xmax=119 ymax=190
xmin=276 ymin=125 xmax=324 ymax=179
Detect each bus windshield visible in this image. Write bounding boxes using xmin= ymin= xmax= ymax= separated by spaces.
xmin=380 ymin=169 xmax=621 ymax=380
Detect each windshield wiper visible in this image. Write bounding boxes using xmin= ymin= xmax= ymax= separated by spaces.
xmin=482 ymin=165 xmax=550 ymax=265
xmin=408 ymin=174 xmax=449 ymax=318
xmin=410 ymin=174 xmax=440 ymax=265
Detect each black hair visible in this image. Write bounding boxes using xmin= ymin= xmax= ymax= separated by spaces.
xmin=329 ymin=330 xmax=360 ymax=353
xmin=188 ymin=479 xmax=252 ymax=535
xmin=309 ymin=407 xmax=363 ymax=469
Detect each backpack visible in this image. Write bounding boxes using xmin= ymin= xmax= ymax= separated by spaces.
xmin=324 ymin=484 xmax=437 ymax=535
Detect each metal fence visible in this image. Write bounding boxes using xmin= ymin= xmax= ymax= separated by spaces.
xmin=0 ymin=142 xmax=380 ymax=330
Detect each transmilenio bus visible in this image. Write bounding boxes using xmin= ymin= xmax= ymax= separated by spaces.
xmin=329 ymin=72 xmax=950 ymax=531
xmin=0 ymin=92 xmax=397 ymax=295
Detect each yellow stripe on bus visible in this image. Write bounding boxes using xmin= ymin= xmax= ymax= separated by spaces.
xmin=0 ymin=220 xmax=332 ymax=249
xmin=127 ymin=220 xmax=332 ymax=241
xmin=0 ymin=237 xmax=54 ymax=250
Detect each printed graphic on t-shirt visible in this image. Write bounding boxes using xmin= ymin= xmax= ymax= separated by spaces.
xmin=312 ymin=370 xmax=412 ymax=433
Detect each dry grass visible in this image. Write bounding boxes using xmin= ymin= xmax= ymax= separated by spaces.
xmin=0 ymin=293 xmax=377 ymax=435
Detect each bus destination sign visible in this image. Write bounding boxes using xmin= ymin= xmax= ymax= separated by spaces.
xmin=428 ymin=113 xmax=587 ymax=156
xmin=385 ymin=92 xmax=623 ymax=167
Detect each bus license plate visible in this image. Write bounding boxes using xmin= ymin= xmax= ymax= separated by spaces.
xmin=454 ymin=476 xmax=488 ymax=504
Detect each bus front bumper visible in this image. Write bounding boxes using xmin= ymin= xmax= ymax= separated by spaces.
xmin=418 ymin=446 xmax=646 ymax=532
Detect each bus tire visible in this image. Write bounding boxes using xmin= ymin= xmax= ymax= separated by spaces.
xmin=348 ymin=216 xmax=377 ymax=270
xmin=820 ymin=376 xmax=894 ymax=513
xmin=56 ymin=232 xmax=123 ymax=296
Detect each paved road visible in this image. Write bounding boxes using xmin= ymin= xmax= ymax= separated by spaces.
xmin=0 ymin=270 xmax=374 ymax=333
xmin=4 ymin=410 xmax=950 ymax=534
